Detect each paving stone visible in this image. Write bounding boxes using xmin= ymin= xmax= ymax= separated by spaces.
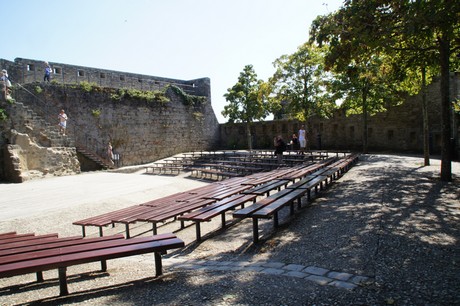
xmin=329 ymin=280 xmax=358 ymax=290
xmin=327 ymin=271 xmax=354 ymax=281
xmin=204 ymin=261 xmax=220 ymax=266
xmin=229 ymin=261 xmax=252 ymax=267
xmin=303 ymin=266 xmax=329 ymax=276
xmin=212 ymin=265 xmax=237 ymax=271
xmin=284 ymin=264 xmax=305 ymax=272
xmin=260 ymin=268 xmax=286 ymax=275
xmin=244 ymin=266 xmax=265 ymax=272
xmin=246 ymin=261 xmax=265 ymax=267
xmin=350 ymin=275 xmax=371 ymax=285
xmin=284 ymin=271 xmax=309 ymax=278
xmin=306 ymin=274 xmax=333 ymax=285
xmin=261 ymin=262 xmax=286 ymax=269
xmin=218 ymin=261 xmax=235 ymax=266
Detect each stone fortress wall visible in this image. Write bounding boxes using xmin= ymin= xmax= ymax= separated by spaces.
xmin=2 ymin=58 xmax=208 ymax=96
xmin=0 ymin=57 xmax=458 ymax=182
xmin=0 ymin=58 xmax=219 ymax=181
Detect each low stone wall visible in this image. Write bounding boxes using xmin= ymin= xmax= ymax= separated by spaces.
xmin=3 ymin=131 xmax=80 ymax=182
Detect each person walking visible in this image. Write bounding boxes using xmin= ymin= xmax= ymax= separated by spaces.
xmin=58 ymin=109 xmax=68 ymax=135
xmin=298 ymin=125 xmax=307 ymax=154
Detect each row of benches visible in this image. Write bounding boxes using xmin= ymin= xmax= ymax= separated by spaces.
xmin=169 ymin=156 xmax=358 ymax=242
xmin=0 ymin=232 xmax=184 ymax=296
xmin=75 ymin=158 xmax=341 ymax=239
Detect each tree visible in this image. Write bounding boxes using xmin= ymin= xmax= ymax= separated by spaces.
xmin=222 ymin=65 xmax=268 ymax=150
xmin=270 ymin=43 xmax=336 ymax=121
xmin=330 ymin=55 xmax=404 ymax=153
xmin=310 ymin=0 xmax=460 ymax=181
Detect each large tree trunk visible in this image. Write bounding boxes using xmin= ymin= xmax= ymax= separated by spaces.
xmin=421 ymin=66 xmax=430 ymax=166
xmin=438 ymin=36 xmax=452 ymax=182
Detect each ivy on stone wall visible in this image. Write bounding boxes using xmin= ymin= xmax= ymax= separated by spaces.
xmin=168 ymin=85 xmax=207 ymax=106
xmin=110 ymin=88 xmax=170 ymax=104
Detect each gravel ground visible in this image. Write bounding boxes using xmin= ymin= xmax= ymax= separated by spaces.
xmin=0 ymin=154 xmax=459 ymax=305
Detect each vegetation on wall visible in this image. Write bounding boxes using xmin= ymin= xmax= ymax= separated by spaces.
xmin=168 ymin=85 xmax=207 ymax=106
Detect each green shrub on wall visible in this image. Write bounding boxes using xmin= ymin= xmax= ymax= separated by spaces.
xmin=168 ymin=85 xmax=207 ymax=106
xmin=110 ymin=88 xmax=169 ymax=104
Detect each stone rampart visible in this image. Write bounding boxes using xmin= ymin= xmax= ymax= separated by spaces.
xmin=1 ymin=58 xmax=208 ymax=96
xmin=11 ymin=82 xmax=219 ymax=166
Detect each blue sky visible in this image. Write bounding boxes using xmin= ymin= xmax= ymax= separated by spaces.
xmin=3 ymin=0 xmax=344 ymax=123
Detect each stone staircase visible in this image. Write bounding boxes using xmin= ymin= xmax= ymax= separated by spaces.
xmin=6 ymin=101 xmax=114 ymax=170
xmin=75 ymin=145 xmax=115 ymax=169
xmin=9 ymin=102 xmax=74 ymax=148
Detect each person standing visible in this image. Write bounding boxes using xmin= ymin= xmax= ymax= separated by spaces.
xmin=44 ymin=62 xmax=52 ymax=82
xmin=274 ymin=135 xmax=286 ymax=164
xmin=107 ymin=141 xmax=114 ymax=165
xmin=0 ymin=69 xmax=11 ymax=100
xmin=58 ymin=109 xmax=68 ymax=135
xmin=298 ymin=125 xmax=307 ymax=154
xmin=291 ymin=133 xmax=299 ymax=151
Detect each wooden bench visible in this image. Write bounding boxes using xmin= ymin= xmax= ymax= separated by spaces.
xmin=242 ymin=179 xmax=290 ymax=196
xmin=178 ymin=194 xmax=257 ymax=241
xmin=233 ymin=173 xmax=330 ymax=243
xmin=0 ymin=232 xmax=184 ymax=296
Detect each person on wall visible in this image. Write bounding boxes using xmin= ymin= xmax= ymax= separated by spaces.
xmin=44 ymin=62 xmax=52 ymax=82
xmin=1 ymin=69 xmax=12 ymax=100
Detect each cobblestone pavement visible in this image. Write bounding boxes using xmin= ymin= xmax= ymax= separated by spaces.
xmin=164 ymin=257 xmax=371 ymax=290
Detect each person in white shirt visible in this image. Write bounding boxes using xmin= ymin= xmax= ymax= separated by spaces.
xmin=298 ymin=125 xmax=307 ymax=154
xmin=58 ymin=109 xmax=68 ymax=135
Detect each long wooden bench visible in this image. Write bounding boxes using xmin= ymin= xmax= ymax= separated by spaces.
xmin=232 ymin=157 xmax=357 ymax=242
xmin=0 ymin=232 xmax=184 ymax=296
xmin=242 ymin=179 xmax=291 ymax=196
xmin=178 ymin=193 xmax=257 ymax=241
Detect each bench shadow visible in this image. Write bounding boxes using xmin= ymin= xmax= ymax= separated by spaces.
xmin=0 ymin=271 xmax=110 ymax=297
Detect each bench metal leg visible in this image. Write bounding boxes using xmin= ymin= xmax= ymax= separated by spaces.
xmin=154 ymin=252 xmax=162 ymax=277
xmin=58 ymin=267 xmax=69 ymax=296
xmin=36 ymin=271 xmax=44 ymax=282
xmin=99 ymin=226 xmax=104 ymax=237
xmin=125 ymin=224 xmax=130 ymax=239
xmin=100 ymin=259 xmax=108 ymax=272
xmin=274 ymin=212 xmax=279 ymax=228
xmin=290 ymin=202 xmax=295 ymax=215
xmin=196 ymin=222 xmax=202 ymax=241
xmin=221 ymin=213 xmax=226 ymax=228
xmin=180 ymin=220 xmax=185 ymax=229
xmin=152 ymin=223 xmax=157 ymax=235
xmin=252 ymin=217 xmax=259 ymax=243
xmin=81 ymin=226 xmax=86 ymax=237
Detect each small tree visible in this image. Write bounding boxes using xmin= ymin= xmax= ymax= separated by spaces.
xmin=222 ymin=65 xmax=268 ymax=150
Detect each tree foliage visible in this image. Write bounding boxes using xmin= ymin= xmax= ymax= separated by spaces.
xmin=270 ymin=43 xmax=336 ymax=121
xmin=309 ymin=0 xmax=460 ymax=180
xmin=222 ymin=65 xmax=268 ymax=150
xmin=222 ymin=65 xmax=267 ymax=123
